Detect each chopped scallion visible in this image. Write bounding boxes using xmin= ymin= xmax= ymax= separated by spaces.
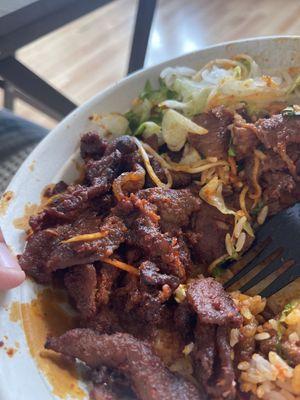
xmin=228 ymin=146 xmax=236 ymax=157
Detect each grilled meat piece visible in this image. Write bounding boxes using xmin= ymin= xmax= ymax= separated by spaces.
xmin=137 ymin=187 xmax=201 ymax=233
xmin=189 ymin=106 xmax=233 ymax=159
xmin=19 ymin=215 xmax=127 ymax=282
xmin=64 ymin=264 xmax=97 ymax=318
xmin=80 ymin=132 xmax=108 ymax=160
xmin=46 ymin=329 xmax=203 ymax=400
xmin=187 ymin=203 xmax=233 ymax=266
xmin=187 ymin=277 xmax=242 ymax=327
xmin=231 ymin=114 xmax=259 ymax=160
xmin=139 ymin=261 xmax=180 ymax=290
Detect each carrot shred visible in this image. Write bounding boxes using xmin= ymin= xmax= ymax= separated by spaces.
xmin=101 ymin=258 xmax=140 ymax=276
xmin=249 ymin=153 xmax=262 ymax=206
xmin=62 ymin=230 xmax=108 ymax=243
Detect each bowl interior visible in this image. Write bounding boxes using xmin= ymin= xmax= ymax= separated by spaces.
xmin=1 ymin=36 xmax=300 ymax=400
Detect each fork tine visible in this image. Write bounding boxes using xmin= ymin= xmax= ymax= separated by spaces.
xmin=259 ymin=260 xmax=297 ymax=298
xmin=239 ymin=249 xmax=285 ymax=293
xmin=224 ymin=237 xmax=271 ymax=289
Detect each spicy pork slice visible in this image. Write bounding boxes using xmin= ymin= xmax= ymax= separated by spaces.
xmin=192 ymin=324 xmax=237 ymax=400
xmin=46 ymin=329 xmax=203 ymax=400
xmin=136 ymin=187 xmax=202 ymax=233
xmin=84 ymin=136 xmax=138 ymax=198
xmin=187 ymin=278 xmax=241 ymax=400
xmin=80 ymin=131 xmax=109 ymax=160
xmin=255 ymin=113 xmax=300 ymax=151
xmin=189 ymin=106 xmax=233 ymax=159
xmin=139 ymin=261 xmax=180 ymax=289
xmin=64 ymin=261 xmax=120 ymax=320
xmin=19 ymin=214 xmax=127 ymax=283
xmin=90 ymin=384 xmax=118 ymax=400
xmin=231 ymin=113 xmax=259 ymax=160
xmin=187 ymin=203 xmax=233 ymax=266
xmin=64 ymin=264 xmax=98 ymax=318
xmin=113 ymin=192 xmax=191 ymax=279
xmin=187 ymin=277 xmax=242 ymax=327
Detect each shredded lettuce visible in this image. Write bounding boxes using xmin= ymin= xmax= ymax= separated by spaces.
xmin=199 ymin=177 xmax=236 ymax=216
xmin=134 ymin=121 xmax=159 ymax=136
xmin=162 ymin=109 xmax=207 ymax=151
xmin=160 ymin=66 xmax=196 ymax=88
xmin=180 ymin=143 xmax=202 ymax=165
xmin=125 ymin=79 xmax=178 ymax=132
xmin=92 ymin=113 xmax=129 ymax=136
xmin=135 ymin=121 xmax=164 ymax=146
xmin=123 ymin=56 xmax=300 ymax=137
xmin=124 ymin=109 xmax=141 ymax=132
xmin=139 ymin=80 xmax=153 ymax=100
xmin=234 ymin=54 xmax=261 ymax=78
xmin=161 ymin=79 xmax=212 ymax=116
xmin=124 ymin=98 xmax=152 ymax=132
xmin=139 ymin=78 xmax=178 ymax=103
xmin=157 ymin=57 xmax=295 ymax=117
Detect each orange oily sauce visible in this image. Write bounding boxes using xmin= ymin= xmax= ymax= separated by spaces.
xmin=6 ymin=348 xmax=16 ymax=357
xmin=0 ymin=191 xmax=14 ymax=216
xmin=13 ymin=186 xmax=54 ymax=231
xmin=13 ymin=203 xmax=41 ymax=231
xmin=20 ymin=289 xmax=86 ymax=399
xmin=9 ymin=301 xmax=22 ymax=323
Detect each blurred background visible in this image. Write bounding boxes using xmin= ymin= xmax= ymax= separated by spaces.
xmin=2 ymin=0 xmax=300 ymax=129
xmin=1 ymin=0 xmax=300 ymax=192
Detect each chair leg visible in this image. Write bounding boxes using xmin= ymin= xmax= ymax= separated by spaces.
xmin=127 ymin=0 xmax=157 ymax=74
xmin=0 ymin=56 xmax=77 ymax=120
xmin=3 ymin=81 xmax=15 ymax=110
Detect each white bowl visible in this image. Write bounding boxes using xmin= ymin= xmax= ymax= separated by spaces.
xmin=1 ymin=36 xmax=300 ymax=400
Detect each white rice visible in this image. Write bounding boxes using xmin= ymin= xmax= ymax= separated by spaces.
xmin=230 ymin=292 xmax=300 ymax=400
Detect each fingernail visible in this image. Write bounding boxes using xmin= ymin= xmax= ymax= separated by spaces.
xmin=0 ymin=243 xmax=20 ymax=269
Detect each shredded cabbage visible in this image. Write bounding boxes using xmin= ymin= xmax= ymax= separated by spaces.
xmin=162 ymin=109 xmax=207 ymax=151
xmin=135 ymin=121 xmax=164 ymax=146
xmin=123 ymin=55 xmax=300 ymax=137
xmin=157 ymin=56 xmax=297 ymax=116
xmin=161 ymin=79 xmax=212 ymax=116
xmin=88 ymin=55 xmax=300 ymax=268
xmin=200 ymin=177 xmax=255 ymax=258
xmin=160 ymin=66 xmax=196 ymax=88
xmin=199 ymin=177 xmax=236 ymax=216
xmin=91 ymin=113 xmax=129 ymax=136
xmin=133 ymin=137 xmax=172 ymax=188
xmin=180 ymin=143 xmax=202 ymax=165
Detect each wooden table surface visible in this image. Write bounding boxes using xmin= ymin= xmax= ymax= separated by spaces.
xmin=4 ymin=0 xmax=300 ymax=127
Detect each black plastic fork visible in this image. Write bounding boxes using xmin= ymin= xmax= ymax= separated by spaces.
xmin=224 ymin=203 xmax=300 ymax=297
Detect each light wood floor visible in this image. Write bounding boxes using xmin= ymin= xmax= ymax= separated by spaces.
xmin=2 ymin=0 xmax=300 ymax=129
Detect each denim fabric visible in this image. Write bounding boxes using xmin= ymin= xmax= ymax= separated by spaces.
xmin=0 ymin=108 xmax=48 ymax=193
